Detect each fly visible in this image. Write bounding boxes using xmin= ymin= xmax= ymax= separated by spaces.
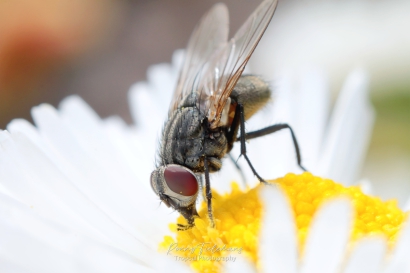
xmin=150 ymin=0 xmax=306 ymax=230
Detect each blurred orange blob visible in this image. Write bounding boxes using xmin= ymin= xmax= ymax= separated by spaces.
xmin=0 ymin=25 xmax=70 ymax=92
xmin=0 ymin=0 xmax=120 ymax=124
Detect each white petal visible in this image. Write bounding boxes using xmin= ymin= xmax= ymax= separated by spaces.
xmin=317 ymin=69 xmax=375 ymax=185
xmin=24 ymin=106 xmax=163 ymax=256
xmin=383 ymin=218 xmax=410 ymax=273
xmin=259 ymin=186 xmax=298 ymax=273
xmin=293 ymin=68 xmax=329 ymax=173
xmin=0 ymin=258 xmax=32 ymax=273
xmin=0 ymin=130 xmax=103 ymax=240
xmin=128 ymin=49 xmax=183 ymax=130
xmin=404 ymin=197 xmax=410 ymax=212
xmin=102 ymin=116 xmax=152 ymax=190
xmin=59 ymin=96 xmax=171 ymax=224
xmin=101 ymin=116 xmax=179 ymax=237
xmin=128 ymin=81 xmax=165 ymax=134
xmin=0 ymin=193 xmax=154 ymax=273
xmin=7 ymin=119 xmax=59 ymax=165
xmin=127 ymin=82 xmax=164 ymax=189
xmin=146 ymin=63 xmax=178 ymax=110
xmin=0 ymin=129 xmax=171 ymax=268
xmin=300 ymin=199 xmax=353 ymax=273
xmin=262 ymin=73 xmax=295 ymax=175
xmin=343 ymin=237 xmax=387 ymax=273
xmin=59 ymin=96 xmax=143 ymax=193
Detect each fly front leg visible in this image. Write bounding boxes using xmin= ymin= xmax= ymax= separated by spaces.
xmin=204 ymin=157 xmax=215 ymax=228
xmin=197 ymin=174 xmax=207 ymax=202
xmin=201 ymin=117 xmax=215 ymax=228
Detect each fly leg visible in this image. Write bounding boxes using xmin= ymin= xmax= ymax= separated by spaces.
xmin=197 ymin=174 xmax=207 ymax=202
xmin=236 ymin=103 xmax=268 ymax=184
xmin=235 ymin=104 xmax=307 ymax=183
xmin=204 ymin=157 xmax=215 ymax=228
xmin=177 ymin=222 xmax=194 ymax=231
xmin=201 ymin=117 xmax=215 ymax=228
xmin=241 ymin=123 xmax=306 ymax=171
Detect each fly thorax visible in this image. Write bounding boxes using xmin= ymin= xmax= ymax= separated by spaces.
xmin=202 ymin=128 xmax=228 ymax=171
xmin=162 ymin=107 xmax=205 ymax=169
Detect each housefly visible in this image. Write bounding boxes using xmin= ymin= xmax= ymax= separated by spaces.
xmin=150 ymin=0 xmax=306 ymax=230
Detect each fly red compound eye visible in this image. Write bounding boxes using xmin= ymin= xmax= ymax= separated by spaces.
xmin=164 ymin=166 xmax=198 ymax=196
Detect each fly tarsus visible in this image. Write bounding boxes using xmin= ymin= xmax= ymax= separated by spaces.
xmin=177 ymin=222 xmax=194 ymax=231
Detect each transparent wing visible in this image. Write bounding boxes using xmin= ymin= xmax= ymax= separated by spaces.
xmin=198 ymin=0 xmax=278 ymax=129
xmin=169 ymin=3 xmax=229 ymax=114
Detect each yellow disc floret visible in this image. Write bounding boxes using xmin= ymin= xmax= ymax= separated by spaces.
xmin=160 ymin=172 xmax=407 ymax=273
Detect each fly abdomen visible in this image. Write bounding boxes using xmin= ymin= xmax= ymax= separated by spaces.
xmin=230 ymin=75 xmax=271 ymax=121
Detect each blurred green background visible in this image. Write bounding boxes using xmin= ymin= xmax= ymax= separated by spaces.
xmin=0 ymin=0 xmax=409 ymax=203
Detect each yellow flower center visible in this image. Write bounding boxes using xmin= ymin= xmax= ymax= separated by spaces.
xmin=160 ymin=172 xmax=407 ymax=273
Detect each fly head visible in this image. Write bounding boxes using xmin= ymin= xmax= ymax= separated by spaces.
xmin=150 ymin=164 xmax=200 ymax=226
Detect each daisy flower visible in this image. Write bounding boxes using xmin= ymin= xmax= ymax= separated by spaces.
xmin=0 ymin=47 xmax=409 ymax=273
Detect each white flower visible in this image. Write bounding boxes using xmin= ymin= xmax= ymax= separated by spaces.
xmin=0 ymin=49 xmax=408 ymax=272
